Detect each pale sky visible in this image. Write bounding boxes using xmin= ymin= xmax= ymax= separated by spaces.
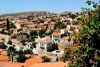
xmin=0 ymin=0 xmax=98 ymax=14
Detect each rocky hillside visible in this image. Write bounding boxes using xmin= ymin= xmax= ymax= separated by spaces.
xmin=0 ymin=11 xmax=55 ymax=18
xmin=59 ymin=11 xmax=72 ymax=15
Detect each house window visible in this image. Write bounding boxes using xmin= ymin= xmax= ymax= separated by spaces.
xmin=47 ymin=43 xmax=52 ymax=47
xmin=54 ymin=36 xmax=58 ymax=38
xmin=40 ymin=43 xmax=45 ymax=47
xmin=55 ymin=39 xmax=58 ymax=41
xmin=48 ymin=43 xmax=51 ymax=46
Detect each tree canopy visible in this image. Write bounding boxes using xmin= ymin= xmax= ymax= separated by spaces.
xmin=63 ymin=0 xmax=100 ymax=67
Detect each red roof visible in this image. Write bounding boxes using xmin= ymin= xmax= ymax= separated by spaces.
xmin=25 ymin=56 xmax=43 ymax=67
xmin=52 ymin=33 xmax=61 ymax=36
xmin=0 ymin=55 xmax=9 ymax=61
xmin=61 ymin=37 xmax=69 ymax=40
xmin=0 ymin=62 xmax=23 ymax=67
xmin=39 ymin=39 xmax=52 ymax=44
xmin=30 ymin=62 xmax=68 ymax=67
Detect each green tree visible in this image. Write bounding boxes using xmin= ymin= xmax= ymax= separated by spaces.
xmin=7 ymin=40 xmax=12 ymax=45
xmin=57 ymin=21 xmax=66 ymax=29
xmin=41 ymin=56 xmax=50 ymax=62
xmin=16 ymin=49 xmax=27 ymax=62
xmin=17 ymin=49 xmax=24 ymax=55
xmin=59 ymin=23 xmax=66 ymax=29
xmin=0 ymin=18 xmax=5 ymax=21
xmin=27 ymin=16 xmax=33 ymax=20
xmin=24 ymin=49 xmax=33 ymax=54
xmin=72 ymin=21 xmax=78 ymax=25
xmin=69 ymin=14 xmax=77 ymax=19
xmin=30 ymin=31 xmax=37 ymax=37
xmin=52 ymin=43 xmax=59 ymax=51
xmin=0 ymin=29 xmax=5 ymax=34
xmin=46 ymin=29 xmax=54 ymax=36
xmin=32 ymin=42 xmax=37 ymax=48
xmin=7 ymin=46 xmax=16 ymax=62
xmin=16 ymin=54 xmax=27 ymax=62
xmin=63 ymin=0 xmax=100 ymax=67
xmin=39 ymin=29 xmax=46 ymax=37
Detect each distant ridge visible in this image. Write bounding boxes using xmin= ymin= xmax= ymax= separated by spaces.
xmin=59 ymin=11 xmax=72 ymax=15
xmin=0 ymin=11 xmax=75 ymax=18
xmin=0 ymin=11 xmax=55 ymax=18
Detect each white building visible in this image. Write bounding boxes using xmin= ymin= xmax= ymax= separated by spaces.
xmin=38 ymin=38 xmax=53 ymax=52
xmin=61 ymin=18 xmax=72 ymax=25
xmin=15 ymin=23 xmax=21 ymax=29
xmin=60 ymin=29 xmax=67 ymax=34
xmin=52 ymin=32 xmax=61 ymax=43
xmin=66 ymin=18 xmax=72 ymax=22
xmin=66 ymin=25 xmax=71 ymax=30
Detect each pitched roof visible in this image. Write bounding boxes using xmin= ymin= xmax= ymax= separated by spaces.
xmin=61 ymin=37 xmax=69 ymax=40
xmin=26 ymin=22 xmax=33 ymax=25
xmin=44 ymin=21 xmax=49 ymax=24
xmin=0 ymin=40 xmax=4 ymax=43
xmin=0 ymin=61 xmax=23 ymax=67
xmin=30 ymin=62 xmax=68 ymax=67
xmin=27 ymin=25 xmax=35 ymax=28
xmin=52 ymin=33 xmax=61 ymax=36
xmin=50 ymin=22 xmax=55 ymax=25
xmin=39 ymin=38 xmax=52 ymax=44
xmin=0 ymin=49 xmax=7 ymax=56
xmin=49 ymin=25 xmax=55 ymax=27
xmin=0 ymin=49 xmax=9 ymax=61
xmin=0 ymin=55 xmax=9 ymax=61
xmin=40 ymin=23 xmax=44 ymax=25
xmin=25 ymin=56 xmax=43 ymax=67
xmin=30 ymin=28 xmax=41 ymax=31
xmin=0 ymin=28 xmax=5 ymax=31
xmin=0 ymin=22 xmax=5 ymax=25
xmin=71 ymin=25 xmax=79 ymax=29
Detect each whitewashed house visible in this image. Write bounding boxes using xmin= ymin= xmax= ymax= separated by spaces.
xmin=61 ymin=18 xmax=72 ymax=25
xmin=52 ymin=32 xmax=61 ymax=43
xmin=38 ymin=38 xmax=53 ymax=52
xmin=14 ymin=22 xmax=21 ymax=29
xmin=60 ymin=29 xmax=68 ymax=34
xmin=66 ymin=25 xmax=71 ymax=30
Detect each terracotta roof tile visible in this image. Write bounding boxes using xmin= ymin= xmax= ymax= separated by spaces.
xmin=52 ymin=33 xmax=61 ymax=36
xmin=0 ymin=61 xmax=23 ymax=67
xmin=49 ymin=25 xmax=55 ymax=27
xmin=30 ymin=62 xmax=68 ymax=67
xmin=61 ymin=37 xmax=69 ymax=40
xmin=0 ymin=40 xmax=4 ymax=43
xmin=26 ymin=22 xmax=33 ymax=25
xmin=44 ymin=22 xmax=49 ymax=24
xmin=0 ymin=55 xmax=9 ymax=61
xmin=50 ymin=22 xmax=55 ymax=25
xmin=0 ymin=49 xmax=7 ymax=56
xmin=0 ymin=28 xmax=5 ymax=31
xmin=25 ymin=56 xmax=43 ymax=67
xmin=39 ymin=39 xmax=52 ymax=44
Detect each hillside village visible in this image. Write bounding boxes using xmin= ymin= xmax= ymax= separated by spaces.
xmin=0 ymin=11 xmax=83 ymax=67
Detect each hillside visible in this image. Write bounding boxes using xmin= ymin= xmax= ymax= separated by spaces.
xmin=0 ymin=11 xmax=55 ymax=18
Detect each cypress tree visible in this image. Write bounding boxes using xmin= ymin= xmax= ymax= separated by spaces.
xmin=7 ymin=18 xmax=10 ymax=31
